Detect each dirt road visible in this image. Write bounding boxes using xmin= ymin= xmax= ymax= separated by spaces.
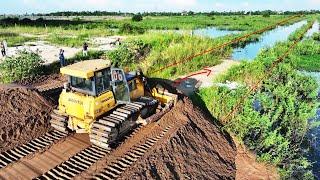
xmin=176 ymin=59 xmax=240 ymax=95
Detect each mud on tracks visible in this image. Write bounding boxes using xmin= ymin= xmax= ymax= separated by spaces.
xmin=0 ymin=85 xmax=53 ymax=153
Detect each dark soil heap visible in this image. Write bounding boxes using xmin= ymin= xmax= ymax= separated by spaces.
xmin=120 ymin=97 xmax=237 ymax=179
xmin=0 ymin=85 xmax=53 ymax=153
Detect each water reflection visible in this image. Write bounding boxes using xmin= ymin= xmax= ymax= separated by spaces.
xmin=232 ymin=21 xmax=307 ymax=61
xmin=305 ymin=21 xmax=319 ymax=38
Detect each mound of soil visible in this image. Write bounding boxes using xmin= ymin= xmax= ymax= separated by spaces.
xmin=18 ymin=74 xmax=66 ymax=88
xmin=0 ymin=85 xmax=53 ymax=153
xmin=120 ymin=97 xmax=237 ymax=179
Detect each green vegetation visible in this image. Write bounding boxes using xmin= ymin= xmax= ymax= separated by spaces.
xmin=67 ymin=50 xmax=105 ymax=63
xmin=35 ymin=10 xmax=320 ymax=17
xmin=132 ymin=14 xmax=143 ymax=22
xmin=106 ymin=14 xmax=298 ymax=79
xmin=0 ymin=32 xmax=35 ymax=46
xmin=289 ymin=20 xmax=314 ymax=41
xmin=293 ymin=40 xmax=320 ymax=71
xmin=107 ymin=32 xmax=237 ymax=79
xmin=0 ymin=51 xmax=44 ymax=83
xmin=197 ymin=20 xmax=319 ymax=178
xmin=312 ymin=32 xmax=320 ymax=41
xmin=107 ymin=15 xmax=300 ymax=31
xmin=0 ymin=14 xmax=304 ymax=48
xmin=118 ymin=23 xmax=145 ymax=34
xmin=107 ymin=39 xmax=150 ymax=67
xmin=46 ymin=33 xmax=89 ymax=47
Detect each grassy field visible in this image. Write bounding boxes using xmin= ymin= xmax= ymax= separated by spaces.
xmin=0 ymin=14 xmax=305 ymax=48
xmin=0 ymin=32 xmax=35 ymax=46
xmin=103 ymin=15 xmax=298 ymax=30
xmin=105 ymin=15 xmax=305 ymax=79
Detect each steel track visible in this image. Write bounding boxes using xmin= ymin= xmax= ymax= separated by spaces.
xmin=0 ymin=130 xmax=67 ymax=169
xmin=34 ymin=125 xmax=144 ymax=180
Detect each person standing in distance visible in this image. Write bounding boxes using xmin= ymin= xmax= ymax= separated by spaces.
xmin=59 ymin=49 xmax=66 ymax=67
xmin=83 ymin=42 xmax=88 ymax=56
xmin=0 ymin=42 xmax=5 ymax=57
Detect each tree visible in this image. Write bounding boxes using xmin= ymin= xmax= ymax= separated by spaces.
xmin=132 ymin=14 xmax=143 ymax=22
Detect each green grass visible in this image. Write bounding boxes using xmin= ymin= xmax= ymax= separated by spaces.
xmin=0 ymin=32 xmax=36 ymax=46
xmin=0 ymin=14 xmax=307 ymax=48
xmin=296 ymin=54 xmax=320 ymax=72
xmin=106 ymin=32 xmax=237 ymax=79
xmin=106 ymin=14 xmax=304 ymax=79
xmin=293 ymin=39 xmax=320 ymax=71
xmin=312 ymin=32 xmax=320 ymax=41
xmin=103 ymin=15 xmax=303 ymax=31
xmin=196 ymin=18 xmax=319 ymax=179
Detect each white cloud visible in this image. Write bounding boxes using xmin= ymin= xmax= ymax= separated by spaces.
xmin=214 ymin=2 xmax=225 ymax=8
xmin=165 ymin=0 xmax=197 ymax=7
xmin=242 ymin=2 xmax=250 ymax=7
xmin=309 ymin=0 xmax=320 ymax=5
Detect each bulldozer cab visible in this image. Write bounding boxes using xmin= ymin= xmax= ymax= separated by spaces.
xmin=67 ymin=67 xmax=112 ymax=97
xmin=60 ymin=59 xmax=131 ymax=103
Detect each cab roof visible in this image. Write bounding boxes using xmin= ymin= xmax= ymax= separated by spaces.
xmin=60 ymin=59 xmax=111 ymax=79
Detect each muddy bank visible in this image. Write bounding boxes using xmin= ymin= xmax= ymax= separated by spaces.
xmin=119 ymin=97 xmax=237 ymax=179
xmin=234 ymin=139 xmax=279 ymax=180
xmin=0 ymin=85 xmax=53 ymax=153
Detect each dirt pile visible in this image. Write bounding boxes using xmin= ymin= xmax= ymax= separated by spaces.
xmin=0 ymin=85 xmax=53 ymax=153
xmin=120 ymin=97 xmax=237 ymax=179
xmin=18 ymin=73 xmax=66 ymax=88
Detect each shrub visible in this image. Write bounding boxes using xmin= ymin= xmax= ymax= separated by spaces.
xmin=312 ymin=33 xmax=320 ymax=41
xmin=0 ymin=50 xmax=44 ymax=83
xmin=107 ymin=40 xmax=150 ymax=67
xmin=67 ymin=50 xmax=105 ymax=64
xmin=119 ymin=23 xmax=145 ymax=34
xmin=132 ymin=14 xmax=143 ymax=22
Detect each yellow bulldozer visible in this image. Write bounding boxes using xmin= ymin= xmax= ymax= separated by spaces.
xmin=50 ymin=59 xmax=177 ymax=149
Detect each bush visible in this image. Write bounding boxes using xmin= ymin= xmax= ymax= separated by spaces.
xmin=119 ymin=23 xmax=145 ymax=34
xmin=132 ymin=14 xmax=143 ymax=22
xmin=0 ymin=50 xmax=44 ymax=83
xmin=107 ymin=40 xmax=150 ymax=67
xmin=67 ymin=50 xmax=105 ymax=64
xmin=312 ymin=33 xmax=320 ymax=41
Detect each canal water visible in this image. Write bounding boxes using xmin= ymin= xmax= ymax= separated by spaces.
xmin=305 ymin=21 xmax=319 ymax=38
xmin=193 ymin=27 xmax=240 ymax=38
xmin=232 ymin=21 xmax=307 ymax=61
xmin=300 ymin=71 xmax=320 ymax=179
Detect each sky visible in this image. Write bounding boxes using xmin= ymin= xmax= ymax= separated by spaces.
xmin=1 ymin=0 xmax=320 ymax=14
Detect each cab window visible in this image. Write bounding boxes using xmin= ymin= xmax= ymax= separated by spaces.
xmin=95 ymin=68 xmax=111 ymax=95
xmin=70 ymin=76 xmax=93 ymax=92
